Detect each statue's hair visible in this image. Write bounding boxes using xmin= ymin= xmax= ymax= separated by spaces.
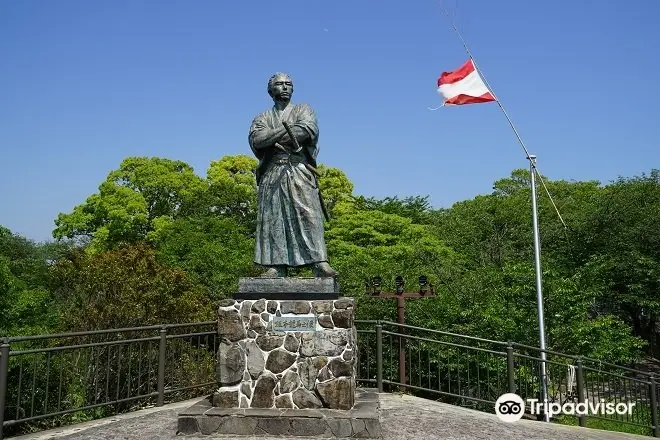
xmin=267 ymin=72 xmax=293 ymax=95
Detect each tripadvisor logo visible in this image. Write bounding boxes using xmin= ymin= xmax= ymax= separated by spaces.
xmin=495 ymin=393 xmax=636 ymax=422
xmin=495 ymin=393 xmax=525 ymax=422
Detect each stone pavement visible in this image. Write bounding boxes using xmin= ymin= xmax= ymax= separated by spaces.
xmin=11 ymin=393 xmax=651 ymax=440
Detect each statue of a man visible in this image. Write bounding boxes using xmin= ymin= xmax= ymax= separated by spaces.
xmin=248 ymin=72 xmax=338 ymax=278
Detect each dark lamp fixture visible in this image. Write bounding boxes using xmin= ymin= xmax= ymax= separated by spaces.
xmin=419 ymin=275 xmax=428 ymax=295
xmin=395 ymin=275 xmax=405 ymax=295
xmin=372 ymin=276 xmax=382 ymax=295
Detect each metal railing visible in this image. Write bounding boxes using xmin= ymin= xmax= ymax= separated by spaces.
xmin=0 ymin=322 xmax=217 ymax=439
xmin=2 ymin=319 xmax=657 ymax=438
xmin=356 ymin=320 xmax=659 ymax=437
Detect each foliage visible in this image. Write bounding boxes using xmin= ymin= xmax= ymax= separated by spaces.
xmin=206 ymin=155 xmax=258 ymax=228
xmin=49 ymin=243 xmax=211 ymax=330
xmin=354 ymin=195 xmax=433 ymax=225
xmin=568 ymin=171 xmax=660 ymax=355
xmin=0 ymin=228 xmax=59 ymax=336
xmin=317 ymin=165 xmax=355 ymax=217
xmin=556 ymin=408 xmax=652 ymax=437
xmin=155 ymin=215 xmax=257 ymax=301
xmin=53 ymin=157 xmax=207 ymax=252
xmin=6 ymin=159 xmax=660 ymax=372
xmin=43 ymin=160 xmax=660 ymax=360
xmin=327 ymin=209 xmax=458 ymax=289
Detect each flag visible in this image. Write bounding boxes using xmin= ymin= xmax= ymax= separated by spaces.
xmin=437 ymin=59 xmax=496 ymax=106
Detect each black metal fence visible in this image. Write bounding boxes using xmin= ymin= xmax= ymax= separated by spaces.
xmin=356 ymin=320 xmax=659 ymax=437
xmin=0 ymin=322 xmax=217 ymax=439
xmin=1 ymin=320 xmax=658 ymax=438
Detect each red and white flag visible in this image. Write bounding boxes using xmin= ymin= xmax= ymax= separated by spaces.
xmin=437 ymin=59 xmax=496 ymax=106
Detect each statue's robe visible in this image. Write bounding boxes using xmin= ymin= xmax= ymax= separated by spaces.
xmin=248 ymin=103 xmax=328 ymax=267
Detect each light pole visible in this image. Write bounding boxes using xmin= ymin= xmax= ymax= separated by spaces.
xmin=367 ymin=275 xmax=435 ymax=390
xmin=529 ymin=154 xmax=549 ymax=422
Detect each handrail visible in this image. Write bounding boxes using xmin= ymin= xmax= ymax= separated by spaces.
xmin=512 ymin=342 xmax=654 ymax=376
xmin=366 ymin=320 xmax=654 ymax=377
xmin=382 ymin=330 xmax=506 ymax=356
xmin=375 ymin=320 xmax=510 ymax=347
xmin=6 ymin=321 xmax=217 ymax=343
xmin=356 ymin=320 xmax=658 ymax=437
xmin=1 ymin=321 xmax=218 ymax=440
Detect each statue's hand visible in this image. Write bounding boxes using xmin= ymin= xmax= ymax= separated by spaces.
xmin=279 ymin=132 xmax=291 ymax=145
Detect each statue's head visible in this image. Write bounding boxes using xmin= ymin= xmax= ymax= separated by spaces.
xmin=267 ymin=72 xmax=293 ymax=103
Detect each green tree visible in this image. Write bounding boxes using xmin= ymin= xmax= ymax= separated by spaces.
xmin=432 ymin=170 xmax=535 ymax=268
xmin=53 ymin=157 xmax=206 ymax=252
xmin=317 ymin=165 xmax=355 ymax=217
xmin=155 ymin=215 xmax=257 ymax=301
xmin=0 ymin=226 xmax=59 ymax=336
xmin=206 ymin=155 xmax=258 ymax=227
xmin=433 ymin=169 xmax=603 ymax=270
xmin=355 ymin=195 xmax=433 ymax=225
xmin=427 ymin=261 xmax=644 ymax=362
xmin=570 ymin=171 xmax=660 ymax=354
xmin=326 ymin=207 xmax=460 ymax=321
xmin=50 ymin=243 xmax=210 ymax=330
xmin=420 ymin=169 xmax=650 ymax=361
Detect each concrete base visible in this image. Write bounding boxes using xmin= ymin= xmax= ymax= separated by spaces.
xmin=177 ymin=388 xmax=381 ymax=438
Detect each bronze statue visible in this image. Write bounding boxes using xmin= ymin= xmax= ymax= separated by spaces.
xmin=248 ymin=73 xmax=337 ymax=278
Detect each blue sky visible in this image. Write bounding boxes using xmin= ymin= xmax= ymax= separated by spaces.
xmin=2 ymin=0 xmax=659 ymax=242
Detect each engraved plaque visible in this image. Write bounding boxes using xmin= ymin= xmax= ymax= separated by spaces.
xmin=272 ymin=316 xmax=317 ymax=332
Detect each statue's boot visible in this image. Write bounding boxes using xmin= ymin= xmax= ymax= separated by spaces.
xmin=259 ymin=266 xmax=287 ymax=278
xmin=312 ymin=261 xmax=338 ymax=278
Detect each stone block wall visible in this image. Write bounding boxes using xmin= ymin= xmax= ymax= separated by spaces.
xmin=215 ymin=298 xmax=356 ymax=411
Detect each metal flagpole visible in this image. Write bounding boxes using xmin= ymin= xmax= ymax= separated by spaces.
xmin=439 ymin=4 xmax=550 ymax=421
xmin=529 ymin=155 xmax=550 ymax=422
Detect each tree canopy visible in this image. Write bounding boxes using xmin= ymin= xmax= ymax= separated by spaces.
xmin=4 ymin=156 xmax=660 ymax=364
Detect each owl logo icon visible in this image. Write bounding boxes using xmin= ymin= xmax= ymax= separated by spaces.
xmin=495 ymin=393 xmax=525 ymax=422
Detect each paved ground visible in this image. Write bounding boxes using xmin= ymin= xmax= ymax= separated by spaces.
xmin=11 ymin=393 xmax=651 ymax=440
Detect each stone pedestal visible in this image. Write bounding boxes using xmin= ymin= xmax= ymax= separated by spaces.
xmin=178 ymin=388 xmax=381 ymax=438
xmin=235 ymin=276 xmax=340 ymax=300
xmin=214 ymin=293 xmax=357 ymax=411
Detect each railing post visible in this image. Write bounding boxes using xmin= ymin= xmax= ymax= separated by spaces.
xmin=576 ymin=358 xmax=586 ymax=428
xmin=376 ymin=323 xmax=383 ymax=393
xmin=157 ymin=327 xmax=167 ymax=407
xmin=506 ymin=341 xmax=516 ymax=394
xmin=651 ymin=376 xmax=658 ymax=437
xmin=0 ymin=341 xmax=9 ymax=440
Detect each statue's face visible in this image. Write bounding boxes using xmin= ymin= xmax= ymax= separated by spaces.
xmin=269 ymin=75 xmax=293 ymax=102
